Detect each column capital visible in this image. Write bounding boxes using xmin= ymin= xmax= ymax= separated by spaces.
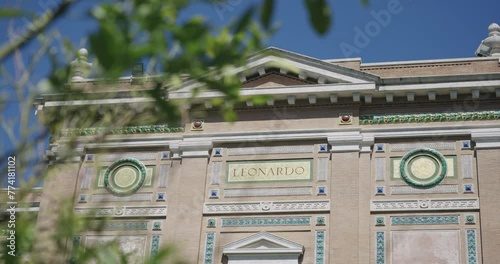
xmin=472 ymin=129 xmax=500 ymax=149
xmin=179 ymin=139 xmax=213 ymax=158
xmin=327 ymin=131 xmax=363 ymax=153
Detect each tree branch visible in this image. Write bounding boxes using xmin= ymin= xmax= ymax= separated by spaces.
xmin=0 ymin=0 xmax=76 ymax=63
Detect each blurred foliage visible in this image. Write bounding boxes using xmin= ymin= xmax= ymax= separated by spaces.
xmin=0 ymin=0 xmax=366 ymax=263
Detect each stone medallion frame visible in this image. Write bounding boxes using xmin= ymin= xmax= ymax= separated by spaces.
xmin=104 ymin=158 xmax=146 ymax=196
xmin=399 ymin=148 xmax=447 ymax=188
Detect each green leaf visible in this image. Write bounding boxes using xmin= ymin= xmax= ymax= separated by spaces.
xmin=232 ymin=6 xmax=254 ymax=34
xmin=0 ymin=8 xmax=27 ymax=18
xmin=260 ymin=0 xmax=274 ymax=29
xmin=304 ymin=0 xmax=331 ymax=35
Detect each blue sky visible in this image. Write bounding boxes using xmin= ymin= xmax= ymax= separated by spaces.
xmin=1 ymin=0 xmax=499 ymax=186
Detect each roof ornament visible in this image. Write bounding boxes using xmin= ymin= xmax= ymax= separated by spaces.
xmin=476 ymin=23 xmax=500 ymax=57
xmin=70 ymin=48 xmax=92 ymax=81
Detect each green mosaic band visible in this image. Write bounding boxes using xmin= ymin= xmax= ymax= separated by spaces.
xmin=61 ymin=124 xmax=184 ymax=136
xmin=104 ymin=158 xmax=146 ymax=196
xmin=360 ymin=110 xmax=500 ymax=125
xmin=399 ymin=148 xmax=447 ymax=188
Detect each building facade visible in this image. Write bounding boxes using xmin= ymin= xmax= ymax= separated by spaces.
xmin=28 ymin=23 xmax=500 ymax=263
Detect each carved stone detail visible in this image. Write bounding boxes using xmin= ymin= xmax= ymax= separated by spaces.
xmin=99 ymin=152 xmax=157 ymax=162
xmin=204 ymin=200 xmax=329 ymax=214
xmin=317 ymin=157 xmax=328 ymax=181
xmin=390 ymin=142 xmax=455 ymax=152
xmin=158 ymin=164 xmax=169 ymax=188
xmin=224 ymin=187 xmax=312 ymax=198
xmin=227 ymin=145 xmax=314 ymax=156
xmin=211 ymin=161 xmax=222 ymax=185
xmin=80 ymin=167 xmax=94 ymax=190
xmin=462 ymin=155 xmax=474 ymax=179
xmin=390 ymin=185 xmax=458 ymax=195
xmin=371 ymin=198 xmax=479 ymax=212
xmin=92 ymin=193 xmax=153 ymax=203
xmin=74 ymin=206 xmax=167 ymax=217
xmin=375 ymin=157 xmax=385 ymax=181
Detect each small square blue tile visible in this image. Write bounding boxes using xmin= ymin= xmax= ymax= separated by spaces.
xmin=376 ymin=144 xmax=384 ymax=152
xmin=86 ymin=154 xmax=94 ymax=162
xmin=79 ymin=194 xmax=87 ymax=203
xmin=462 ymin=140 xmax=471 ymax=149
xmin=318 ymin=186 xmax=326 ymax=195
xmin=214 ymin=148 xmax=222 ymax=156
xmin=464 ymin=184 xmax=473 ymax=193
xmin=319 ymin=144 xmax=328 ymax=152
xmin=209 ymin=189 xmax=219 ymax=198
xmin=157 ymin=192 xmax=166 ymax=201
xmin=162 ymin=152 xmax=170 ymax=159
xmin=376 ymin=187 xmax=384 ymax=195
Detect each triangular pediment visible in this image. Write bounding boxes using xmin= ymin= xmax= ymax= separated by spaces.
xmin=173 ymin=47 xmax=379 ymax=95
xmin=223 ymin=232 xmax=304 ymax=255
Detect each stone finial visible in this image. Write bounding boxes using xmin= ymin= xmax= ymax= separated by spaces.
xmin=476 ymin=23 xmax=500 ymax=57
xmin=70 ymin=48 xmax=92 ymax=81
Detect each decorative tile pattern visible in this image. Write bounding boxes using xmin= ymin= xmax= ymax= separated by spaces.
xmin=318 ymin=144 xmax=328 ymax=152
xmin=207 ymin=219 xmax=216 ymax=228
xmin=74 ymin=206 xmax=167 ymax=217
xmin=371 ymin=198 xmax=479 ymax=212
xmin=80 ymin=167 xmax=94 ymax=190
xmin=158 ymin=164 xmax=169 ymax=188
xmin=221 ymin=217 xmax=311 ymax=227
xmin=462 ymin=140 xmax=472 ymax=149
xmin=317 ymin=157 xmax=328 ymax=181
xmin=85 ymin=154 xmax=95 ymax=162
xmin=376 ymin=187 xmax=384 ymax=195
xmin=150 ymin=235 xmax=160 ymax=256
xmin=78 ymin=194 xmax=88 ymax=203
xmin=375 ymin=157 xmax=385 ymax=181
xmin=464 ymin=184 xmax=474 ymax=193
xmin=376 ymin=144 xmax=385 ymax=153
xmin=92 ymin=193 xmax=153 ymax=203
xmin=213 ymin=148 xmax=222 ymax=157
xmin=227 ymin=145 xmax=314 ymax=156
xmin=91 ymin=221 xmax=149 ymax=231
xmin=399 ymin=148 xmax=447 ymax=188
xmin=317 ymin=186 xmax=326 ymax=195
xmin=204 ymin=233 xmax=215 ymax=264
xmin=204 ymin=201 xmax=330 ymax=214
xmin=316 ymin=216 xmax=326 ymax=226
xmin=375 ymin=217 xmax=385 ymax=226
xmin=99 ymin=152 xmax=157 ymax=162
xmin=390 ymin=185 xmax=458 ymax=195
xmin=391 ymin=215 xmax=459 ymax=225
xmin=211 ymin=161 xmax=222 ymax=185
xmin=62 ymin=124 xmax=184 ymax=136
xmin=156 ymin=192 xmax=166 ymax=201
xmin=209 ymin=189 xmax=219 ymax=198
xmin=152 ymin=221 xmax=162 ymax=231
xmin=161 ymin=152 xmax=170 ymax=159
xmin=315 ymin=231 xmax=325 ymax=264
xmin=390 ymin=142 xmax=456 ymax=152
xmin=376 ymin=232 xmax=385 ymax=264
xmin=461 ymin=155 xmax=473 ymax=179
xmin=224 ymin=187 xmax=312 ymax=198
xmin=360 ymin=110 xmax=500 ymax=125
xmin=466 ymin=229 xmax=477 ymax=264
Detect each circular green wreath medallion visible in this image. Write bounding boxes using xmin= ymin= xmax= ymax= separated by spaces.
xmin=104 ymin=158 xmax=146 ymax=196
xmin=399 ymin=148 xmax=447 ymax=188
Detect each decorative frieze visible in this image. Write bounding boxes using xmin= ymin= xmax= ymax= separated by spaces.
xmin=204 ymin=233 xmax=215 ymax=264
xmin=390 ymin=142 xmax=455 ymax=152
xmin=158 ymin=164 xmax=169 ymax=188
xmin=204 ymin=201 xmax=330 ymax=214
xmin=461 ymin=155 xmax=474 ymax=179
xmin=210 ymin=162 xmax=222 ymax=185
xmin=317 ymin=157 xmax=328 ymax=181
xmin=74 ymin=206 xmax=167 ymax=217
xmin=99 ymin=152 xmax=157 ymax=162
xmin=391 ymin=215 xmax=459 ymax=225
xmin=376 ymin=232 xmax=385 ymax=264
xmin=221 ymin=217 xmax=311 ymax=227
xmin=315 ymin=231 xmax=325 ymax=264
xmin=80 ymin=167 xmax=94 ymax=190
xmin=90 ymin=221 xmax=149 ymax=231
xmin=390 ymin=185 xmax=458 ymax=195
xmin=227 ymin=145 xmax=314 ymax=156
xmin=224 ymin=187 xmax=312 ymax=198
xmin=371 ymin=198 xmax=479 ymax=212
xmin=92 ymin=193 xmax=153 ymax=203
xmin=150 ymin=235 xmax=160 ymax=257
xmin=467 ymin=229 xmax=478 ymax=264
xmin=61 ymin=124 xmax=184 ymax=137
xmin=360 ymin=110 xmax=500 ymax=125
xmin=375 ymin=157 xmax=385 ymax=181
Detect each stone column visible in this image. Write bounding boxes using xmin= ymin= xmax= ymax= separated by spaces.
xmin=358 ymin=135 xmax=373 ymax=263
xmin=328 ymin=132 xmax=362 ymax=264
xmin=472 ymin=130 xmax=500 ymax=263
xmin=163 ymin=140 xmax=212 ymax=263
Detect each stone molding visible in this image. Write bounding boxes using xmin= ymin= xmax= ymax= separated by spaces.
xmin=371 ymin=198 xmax=479 ymax=212
xmin=390 ymin=185 xmax=458 ymax=195
xmin=204 ymin=200 xmax=330 ymax=214
xmin=74 ymin=206 xmax=167 ymax=217
xmin=472 ymin=129 xmax=500 ymax=149
xmin=91 ymin=192 xmax=153 ymax=203
xmin=227 ymin=145 xmax=314 ymax=156
xmin=223 ymin=187 xmax=312 ymax=198
xmin=390 ymin=142 xmax=456 ymax=152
